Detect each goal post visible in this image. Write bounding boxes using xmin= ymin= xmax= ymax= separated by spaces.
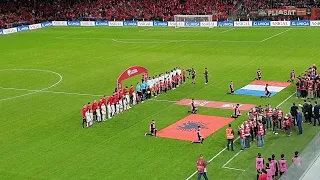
xmin=174 ymin=15 xmax=213 ymax=28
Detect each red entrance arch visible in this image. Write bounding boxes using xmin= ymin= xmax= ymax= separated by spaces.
xmin=116 ymin=66 xmax=148 ymax=90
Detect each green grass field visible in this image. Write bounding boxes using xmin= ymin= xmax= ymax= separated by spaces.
xmin=0 ymin=27 xmax=320 ymax=180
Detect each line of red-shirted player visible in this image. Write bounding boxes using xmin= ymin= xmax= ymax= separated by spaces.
xmin=81 ymin=68 xmax=188 ymax=128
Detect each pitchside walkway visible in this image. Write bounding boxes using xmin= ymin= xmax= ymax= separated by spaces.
xmin=301 ymin=153 xmax=320 ymax=180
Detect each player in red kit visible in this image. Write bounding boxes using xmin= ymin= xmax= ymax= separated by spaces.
xmin=255 ymin=68 xmax=262 ymax=80
xmin=86 ymin=102 xmax=91 ymax=111
xmin=102 ymin=95 xmax=107 ymax=106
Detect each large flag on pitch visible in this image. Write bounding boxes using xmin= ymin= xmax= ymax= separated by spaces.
xmin=234 ymin=80 xmax=291 ymax=97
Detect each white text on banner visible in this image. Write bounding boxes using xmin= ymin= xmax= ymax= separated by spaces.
xmin=80 ymin=21 xmax=95 ymax=26
xmin=137 ymin=21 xmax=153 ymax=27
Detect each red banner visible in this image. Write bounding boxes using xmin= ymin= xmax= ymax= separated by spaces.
xmin=116 ymin=66 xmax=148 ymax=90
xmin=297 ymin=8 xmax=307 ymax=16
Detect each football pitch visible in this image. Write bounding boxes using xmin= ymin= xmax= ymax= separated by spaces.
xmin=1 ymin=27 xmax=320 ymax=180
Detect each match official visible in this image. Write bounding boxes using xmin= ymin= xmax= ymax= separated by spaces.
xmin=191 ymin=68 xmax=196 ymax=84
xmin=203 ymin=68 xmax=209 ymax=84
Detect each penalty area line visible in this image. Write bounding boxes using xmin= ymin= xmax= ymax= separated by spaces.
xmin=185 ymin=91 xmax=296 ymax=179
xmin=222 ymin=166 xmax=246 ymax=172
xmin=221 ymin=151 xmax=246 ymax=172
xmin=260 ymin=28 xmax=292 ymax=42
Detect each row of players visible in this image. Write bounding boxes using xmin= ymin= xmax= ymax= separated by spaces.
xmin=81 ymin=67 xmax=186 ymax=128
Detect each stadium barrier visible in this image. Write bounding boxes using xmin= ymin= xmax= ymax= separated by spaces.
xmin=1 ymin=20 xmax=320 ymax=35
xmin=279 ymin=132 xmax=320 ymax=180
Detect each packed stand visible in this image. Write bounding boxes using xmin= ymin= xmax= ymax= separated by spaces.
xmin=81 ymin=67 xmax=186 ymax=128
xmin=0 ymin=0 xmax=240 ymax=28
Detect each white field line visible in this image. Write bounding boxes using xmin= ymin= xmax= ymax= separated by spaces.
xmin=220 ymin=28 xmax=235 ymax=33
xmin=0 ymin=86 xmax=103 ymax=97
xmin=222 ymin=166 xmax=246 ymax=172
xmin=222 ymin=151 xmax=246 ymax=172
xmin=260 ymin=28 xmax=292 ymax=42
xmin=0 ymin=69 xmax=63 ymax=102
xmin=112 ymin=38 xmax=171 ymax=44
xmin=185 ymin=91 xmax=297 ymax=179
xmin=59 ymin=37 xmax=259 ymax=43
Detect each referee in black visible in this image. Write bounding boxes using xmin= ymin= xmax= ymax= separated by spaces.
xmin=191 ymin=68 xmax=196 ymax=84
xmin=204 ymin=68 xmax=209 ymax=84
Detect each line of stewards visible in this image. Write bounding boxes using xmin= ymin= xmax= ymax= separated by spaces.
xmin=256 ymin=153 xmax=289 ymax=180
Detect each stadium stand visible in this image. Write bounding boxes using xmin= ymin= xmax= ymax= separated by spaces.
xmin=1 ymin=0 xmax=320 ymax=28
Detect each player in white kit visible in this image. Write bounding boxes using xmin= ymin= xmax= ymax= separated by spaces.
xmin=101 ymin=103 xmax=107 ymax=121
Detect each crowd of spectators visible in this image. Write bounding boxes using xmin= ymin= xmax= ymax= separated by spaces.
xmin=0 ymin=0 xmax=237 ymax=28
xmin=1 ymin=0 xmax=320 ymax=29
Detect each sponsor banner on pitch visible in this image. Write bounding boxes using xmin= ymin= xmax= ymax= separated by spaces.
xmin=95 ymin=21 xmax=109 ymax=26
xmin=168 ymin=21 xmax=176 ymax=27
xmin=108 ymin=21 xmax=123 ymax=26
xmin=217 ymin=21 xmax=234 ymax=27
xmin=252 ymin=21 xmax=271 ymax=26
xmin=270 ymin=21 xmax=290 ymax=27
xmin=153 ymin=21 xmax=168 ymax=26
xmin=234 ymin=21 xmax=252 ymax=27
xmin=176 ymin=21 xmax=185 ymax=27
xmin=29 ymin=23 xmax=42 ymax=30
xmin=3 ymin=27 xmax=17 ymax=34
xmin=52 ymin=21 xmax=67 ymax=26
xmin=290 ymin=20 xmax=310 ymax=26
xmin=200 ymin=21 xmax=217 ymax=27
xmin=137 ymin=21 xmax=153 ymax=26
xmin=185 ymin=21 xmax=200 ymax=27
xmin=67 ymin=21 xmax=81 ymax=26
xmin=80 ymin=21 xmax=95 ymax=26
xmin=123 ymin=21 xmax=138 ymax=26
xmin=41 ymin=21 xmax=53 ymax=27
xmin=17 ymin=25 xmax=30 ymax=32
xmin=310 ymin=21 xmax=320 ymax=26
